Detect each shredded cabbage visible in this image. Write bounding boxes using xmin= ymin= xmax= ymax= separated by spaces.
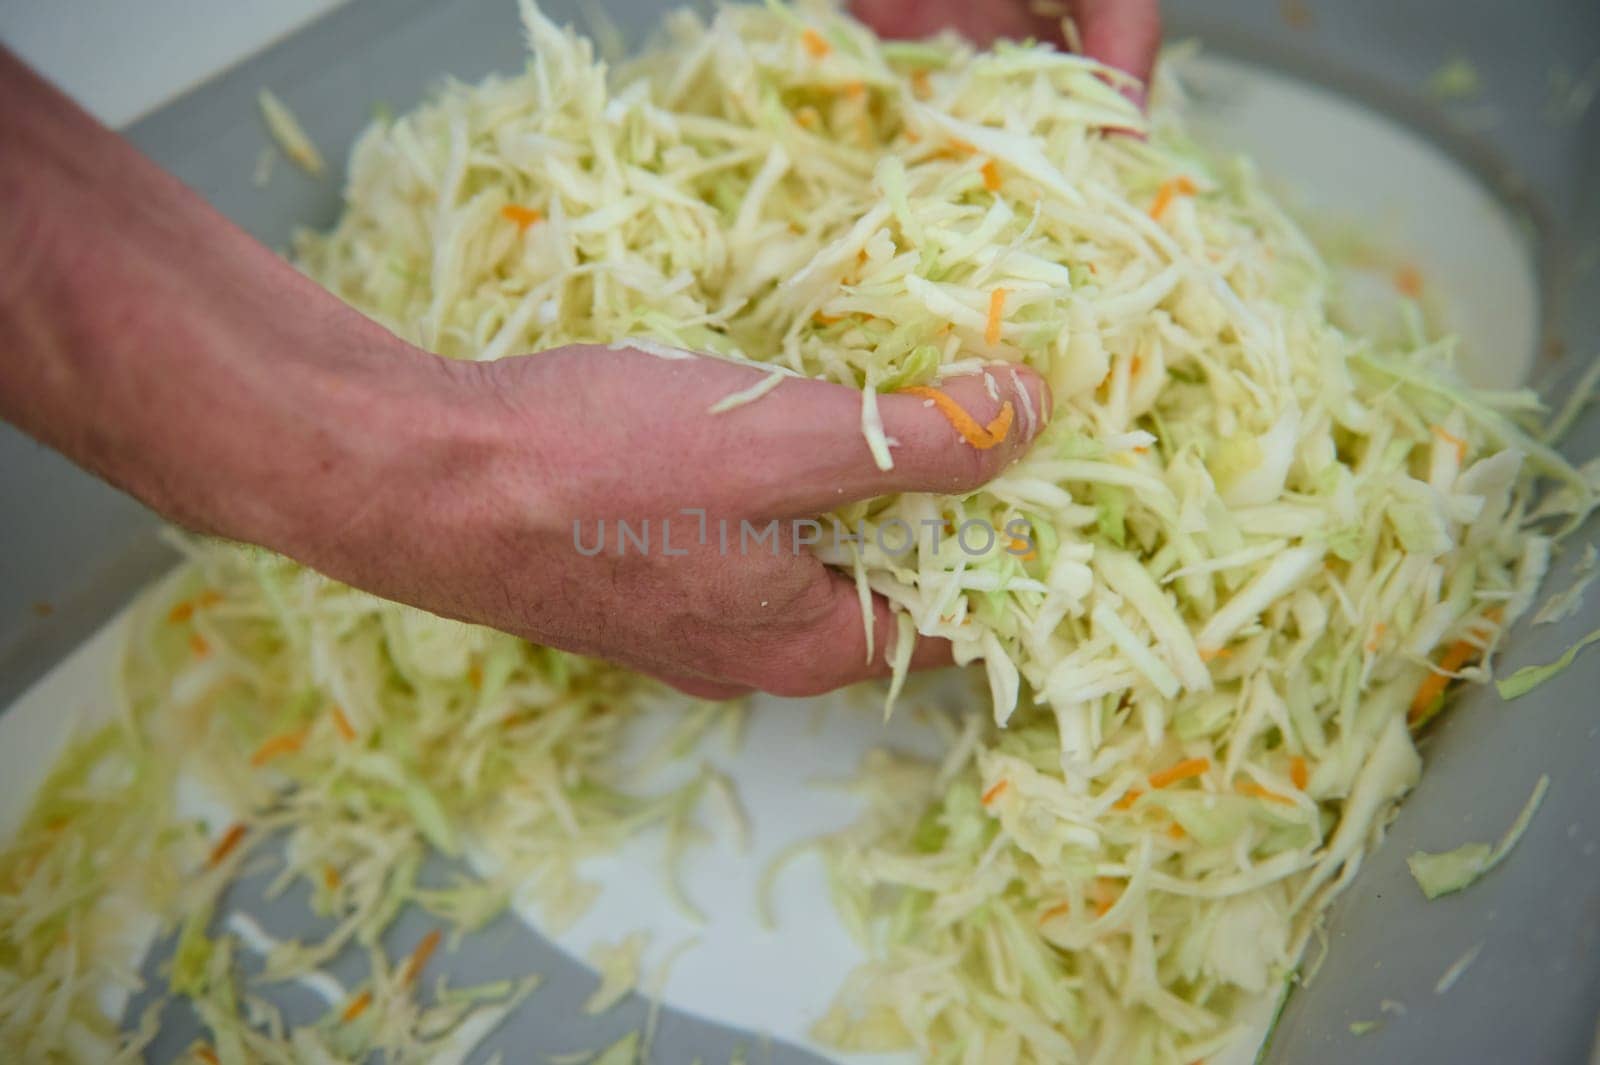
xmin=258 ymin=89 xmax=325 ymax=176
xmin=3 ymin=3 xmax=1595 ymax=1063
xmin=1495 ymin=627 xmax=1600 ymax=699
xmin=1406 ymin=773 xmax=1549 ymax=899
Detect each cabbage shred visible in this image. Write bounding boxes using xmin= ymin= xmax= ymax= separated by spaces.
xmin=2 ymin=2 xmax=1592 ymax=1063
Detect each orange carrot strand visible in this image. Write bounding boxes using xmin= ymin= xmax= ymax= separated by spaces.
xmin=980 ymin=158 xmax=1002 ymax=192
xmin=1150 ymin=175 xmax=1198 ymax=221
xmin=500 ymin=204 xmax=542 ymax=232
xmin=207 ymin=823 xmax=247 ymax=868
xmin=405 ymin=929 xmax=443 ymax=985
xmin=331 ymin=705 xmax=357 ymax=742
xmin=1149 ymin=757 xmax=1209 ymax=790
xmin=340 ymin=989 xmax=373 ymax=1023
xmin=900 ymin=386 xmax=1012 ymax=451
xmin=801 ymin=28 xmax=830 ymax=59
xmin=249 ymin=727 xmax=309 ymax=767
xmin=985 ymin=287 xmax=1008 ymax=346
xmin=981 ymin=779 xmax=1010 ymax=806
xmin=1235 ymin=780 xmax=1296 ymax=806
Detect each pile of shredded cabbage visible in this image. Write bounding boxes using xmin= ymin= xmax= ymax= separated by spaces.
xmin=3 ymin=2 xmax=1594 ymax=1062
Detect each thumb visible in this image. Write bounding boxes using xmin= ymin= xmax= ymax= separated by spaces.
xmin=1070 ymin=0 xmax=1162 ymax=93
xmin=737 ymin=364 xmax=1052 ymax=517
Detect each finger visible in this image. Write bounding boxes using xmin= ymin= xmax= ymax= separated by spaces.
xmin=654 ymin=672 xmax=753 ymax=701
xmin=1070 ymin=0 xmax=1162 ymax=93
xmin=539 ymin=346 xmax=1048 ymax=518
xmin=724 ymin=365 xmax=1052 ymax=517
xmin=739 ymin=567 xmax=956 ymax=698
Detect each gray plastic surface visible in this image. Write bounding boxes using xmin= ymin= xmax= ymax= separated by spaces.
xmin=1 ymin=0 xmax=1597 ymax=1062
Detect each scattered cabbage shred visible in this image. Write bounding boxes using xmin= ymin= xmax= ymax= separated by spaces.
xmin=3 ymin=3 xmax=1594 ymax=1063
xmin=1405 ymin=773 xmax=1549 ymax=900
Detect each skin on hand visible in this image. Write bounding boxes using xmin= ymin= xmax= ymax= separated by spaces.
xmin=0 ymin=42 xmax=1058 ymax=703
xmin=852 ymin=0 xmax=1162 ymax=97
xmin=311 ymin=348 xmax=1051 ymax=700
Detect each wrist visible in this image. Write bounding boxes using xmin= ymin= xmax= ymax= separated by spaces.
xmin=264 ymin=349 xmax=521 ymax=595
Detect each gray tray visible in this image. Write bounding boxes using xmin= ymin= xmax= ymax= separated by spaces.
xmin=1 ymin=0 xmax=1597 ymax=1061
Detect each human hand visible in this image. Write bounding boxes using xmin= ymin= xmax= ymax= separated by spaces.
xmin=0 ymin=46 xmax=1055 ymax=703
xmin=852 ymin=0 xmax=1162 ymax=100
xmin=301 ymin=346 xmax=1051 ymax=700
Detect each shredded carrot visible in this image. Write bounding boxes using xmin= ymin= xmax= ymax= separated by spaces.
xmin=985 ymin=287 xmax=1008 ymax=346
xmin=249 ymin=726 xmax=309 ymax=767
xmin=195 ymin=1047 xmax=220 ymax=1065
xmin=1149 ymin=175 xmax=1198 ymax=221
xmin=1235 ymin=780 xmax=1296 ymax=806
xmin=1090 ymin=879 xmax=1119 ymax=916
xmin=1394 ymin=264 xmax=1424 ymax=298
xmin=468 ymin=663 xmax=483 ymax=691
xmin=843 ymin=80 xmax=865 ymax=100
xmin=1289 ymin=756 xmax=1309 ymax=791
xmin=1409 ymin=638 xmax=1483 ymax=721
xmin=935 ymin=322 xmax=952 ymax=336
xmin=934 ymin=137 xmax=977 ymax=160
xmin=1129 ymin=354 xmax=1143 ymax=376
xmin=795 ymin=106 xmax=820 ymax=130
xmin=1112 ymin=788 xmax=1144 ymax=811
xmin=500 ymin=204 xmax=542 ymax=232
xmin=1086 ymin=261 xmax=1098 ymax=275
xmin=340 ymin=989 xmax=373 ymax=1023
xmin=1037 ymin=900 xmax=1071 ymax=925
xmin=800 ymin=28 xmax=830 ymax=59
xmin=900 ymin=386 xmax=1014 ymax=450
xmin=207 ymin=823 xmax=247 ymax=868
xmin=902 ymin=126 xmax=921 ymax=143
xmin=1166 ymin=822 xmax=1187 ymax=840
xmin=984 ymin=401 xmax=1015 ymax=443
xmin=331 ymin=704 xmax=357 ymax=742
xmin=911 ymin=70 xmax=932 ymax=99
xmin=813 ymin=311 xmax=843 ymax=325
xmin=404 ymin=929 xmax=443 ymax=984
xmin=197 ymin=589 xmax=223 ymax=608
xmin=980 ymin=158 xmax=1002 ymax=192
xmin=1431 ymin=424 xmax=1468 ymax=463
xmin=188 ymin=633 xmax=210 ymax=658
xmin=167 ymin=600 xmax=195 ymax=624
xmin=1411 ymin=608 xmax=1504 ymax=721
xmin=1149 ymin=757 xmax=1209 ymax=790
xmin=1199 ymin=646 xmax=1232 ymax=662
xmin=323 ymin=864 xmax=341 ymax=891
xmin=1365 ymin=622 xmax=1388 ymax=653
xmin=981 ymin=779 xmax=1010 ymax=806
